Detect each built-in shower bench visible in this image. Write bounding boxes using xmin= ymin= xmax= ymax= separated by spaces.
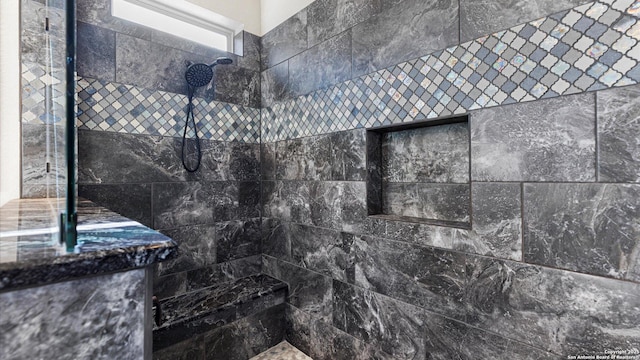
xmin=153 ymin=274 xmax=288 ymax=356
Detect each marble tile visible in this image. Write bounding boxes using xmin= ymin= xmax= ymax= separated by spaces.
xmin=286 ymin=304 xmax=394 ymax=360
xmin=597 ymin=84 xmax=640 ymax=182
xmin=262 ymin=181 xmax=312 ymax=225
xmin=213 ymin=66 xmax=261 ymax=108
xmin=523 ymin=183 xmax=640 ymax=282
xmin=339 ymin=182 xmax=369 ymax=232
xmin=339 ymin=182 xmax=370 ymax=232
xmin=261 ymin=10 xmax=308 ymax=70
xmin=309 ymin=181 xmax=368 ymax=232
xmin=460 ymin=0 xmax=592 ymax=43
xmin=77 ymin=21 xmax=116 ymax=82
xmin=289 ymin=31 xmax=352 ymax=97
xmin=261 ymin=218 xmax=292 ymax=261
xmin=236 ymin=32 xmax=262 ymax=73
xmin=289 ymin=223 xmax=356 ymax=283
xmin=203 ymin=304 xmax=286 ymax=360
xmin=471 ymin=93 xmax=596 ymax=182
xmin=452 ymin=182 xmax=522 ymax=261
xmin=238 ymin=181 xmax=261 ymax=218
xmin=228 ymin=142 xmax=261 ymax=181
xmin=79 ymin=130 xmax=259 ymax=184
xmin=78 ymin=130 xmax=177 ymax=184
xmin=28 ymin=0 xmax=66 ymax=9
xmin=308 ymin=181 xmax=346 ymax=229
xmin=261 ymin=0 xmax=640 ymax=143
xmin=330 ymin=129 xmax=367 ymax=181
xmin=185 ymin=255 xmax=262 ymax=292
xmin=154 ymin=275 xmax=286 ymax=351
xmin=215 ymin=218 xmax=262 ymax=263
xmin=157 ymin=275 xmax=286 ymax=328
xmin=276 ymin=136 xmax=332 ymax=181
xmin=20 ymin=184 xmax=66 ymax=200
xmin=250 ymin=341 xmax=311 ymax=360
xmin=152 ymin=181 xmax=239 ymax=229
xmin=381 ymin=122 xmax=469 ymax=183
xmin=382 ymin=183 xmax=471 ymax=222
xmin=115 ymin=33 xmax=209 ymax=96
xmin=384 ymin=220 xmax=456 ymax=249
xmin=307 ymin=0 xmax=379 ymax=48
xmin=366 ymin=131 xmax=383 ymax=215
xmin=261 ymin=143 xmax=277 ymax=181
xmin=156 ymin=224 xmax=216 ymax=276
xmin=21 ymin=124 xmax=66 ymax=197
xmin=422 ymin=313 xmax=555 ymax=360
xmin=149 ymin=29 xmax=238 ymax=67
xmin=79 ymin=183 xmax=153 ymax=227
xmin=77 ymin=0 xmax=152 ymax=39
xmin=153 ymin=335 xmax=205 ymax=360
xmin=21 ymin=0 xmax=66 ymax=66
xmin=153 ymin=270 xmax=187 ymax=300
xmin=261 ymin=61 xmax=291 ymax=107
xmin=351 ymin=236 xmax=468 ymax=321
xmin=351 ymin=0 xmax=459 ymax=77
xmin=0 ymin=269 xmax=146 ymax=360
xmin=263 ymin=255 xmax=333 ymax=322
xmin=377 ymin=0 xmax=408 ymax=12
xmin=464 ymin=256 xmax=640 ymax=355
xmin=333 ymin=277 xmax=556 ymax=359
xmin=332 ymin=280 xmax=429 ymax=359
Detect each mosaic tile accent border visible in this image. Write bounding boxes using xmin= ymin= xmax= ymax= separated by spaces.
xmin=262 ymin=0 xmax=640 ymax=142
xmin=22 ymin=62 xmax=66 ymax=124
xmin=77 ymin=78 xmax=261 ymax=143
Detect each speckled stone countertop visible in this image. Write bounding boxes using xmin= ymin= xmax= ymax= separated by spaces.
xmin=0 ymin=198 xmax=177 ymax=291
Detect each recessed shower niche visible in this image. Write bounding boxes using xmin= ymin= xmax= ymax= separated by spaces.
xmin=366 ymin=115 xmax=471 ymax=228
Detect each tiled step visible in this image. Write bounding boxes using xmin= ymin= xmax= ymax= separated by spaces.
xmin=153 ymin=274 xmax=287 ymax=351
xmin=250 ymin=341 xmax=312 ymax=360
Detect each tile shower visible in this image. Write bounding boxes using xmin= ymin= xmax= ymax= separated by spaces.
xmin=74 ymin=0 xmax=640 ymax=359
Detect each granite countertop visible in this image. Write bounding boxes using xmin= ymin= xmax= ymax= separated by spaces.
xmin=0 ymin=198 xmax=177 ymax=291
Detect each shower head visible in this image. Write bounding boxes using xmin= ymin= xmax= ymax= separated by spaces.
xmin=185 ymin=63 xmax=214 ymax=88
xmin=210 ymin=57 xmax=233 ymax=66
xmin=185 ymin=57 xmax=233 ymax=88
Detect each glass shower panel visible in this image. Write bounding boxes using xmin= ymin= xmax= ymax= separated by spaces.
xmin=21 ymin=0 xmax=67 ymax=200
xmin=0 ymin=0 xmax=76 ymax=258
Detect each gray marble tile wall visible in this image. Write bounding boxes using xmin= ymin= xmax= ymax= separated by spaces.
xmin=260 ymin=1 xmax=640 ymax=357
xmin=262 ymin=97 xmax=640 ymax=358
xmin=70 ymin=0 xmax=640 ymax=357
xmin=260 ymin=0 xmax=640 ymax=143
xmin=77 ymin=0 xmax=261 ymax=108
xmin=0 ymin=269 xmax=146 ymax=359
xmin=260 ymin=0 xmax=463 ymax=106
xmin=75 ymin=0 xmax=265 ymax=319
xmin=260 ymin=0 xmax=593 ymax=106
xmin=77 ymin=129 xmax=263 ymax=302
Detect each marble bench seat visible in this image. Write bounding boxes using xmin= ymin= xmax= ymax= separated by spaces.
xmin=153 ymin=274 xmax=288 ymax=352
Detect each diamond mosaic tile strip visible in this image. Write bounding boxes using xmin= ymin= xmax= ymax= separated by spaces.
xmin=76 ymin=77 xmax=261 ymax=143
xmin=22 ymin=62 xmax=66 ymax=125
xmin=262 ymin=0 xmax=640 ymax=142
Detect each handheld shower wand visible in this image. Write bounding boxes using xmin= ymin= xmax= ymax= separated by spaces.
xmin=182 ymin=57 xmax=233 ymax=172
